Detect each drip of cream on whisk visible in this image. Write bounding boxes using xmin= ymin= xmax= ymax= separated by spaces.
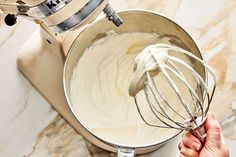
xmin=129 ymin=44 xmax=171 ymax=97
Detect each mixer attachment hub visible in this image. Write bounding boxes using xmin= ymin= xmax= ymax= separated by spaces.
xmin=4 ymin=14 xmax=17 ymax=26
xmin=103 ymin=4 xmax=123 ymax=27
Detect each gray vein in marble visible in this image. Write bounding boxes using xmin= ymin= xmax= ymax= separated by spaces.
xmin=0 ymin=14 xmax=5 ymax=26
xmin=9 ymin=86 xmax=32 ymax=123
xmin=0 ymin=20 xmax=22 ymax=49
xmin=23 ymin=115 xmax=92 ymax=157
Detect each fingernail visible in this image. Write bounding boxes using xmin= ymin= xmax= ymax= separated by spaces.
xmin=192 ymin=142 xmax=201 ymax=151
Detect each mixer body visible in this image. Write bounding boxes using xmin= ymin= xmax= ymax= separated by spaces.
xmin=0 ymin=0 xmax=122 ymax=32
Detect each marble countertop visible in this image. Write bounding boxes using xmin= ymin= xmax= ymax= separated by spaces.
xmin=0 ymin=0 xmax=236 ymax=156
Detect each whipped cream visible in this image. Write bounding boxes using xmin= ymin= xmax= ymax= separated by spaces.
xmin=129 ymin=44 xmax=170 ymax=97
xmin=70 ymin=32 xmax=196 ymax=146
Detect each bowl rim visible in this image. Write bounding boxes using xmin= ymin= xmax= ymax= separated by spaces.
xmin=63 ymin=9 xmax=203 ymax=150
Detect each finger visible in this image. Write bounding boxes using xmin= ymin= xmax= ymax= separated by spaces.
xmin=178 ymin=153 xmax=186 ymax=157
xmin=178 ymin=143 xmax=185 ymax=157
xmin=178 ymin=142 xmax=183 ymax=150
xmin=180 ymin=144 xmax=199 ymax=157
xmin=204 ymin=112 xmax=222 ymax=143
xmin=182 ymin=131 xmax=202 ymax=151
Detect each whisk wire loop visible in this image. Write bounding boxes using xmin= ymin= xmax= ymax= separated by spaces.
xmin=147 ymin=73 xmax=187 ymax=128
xmin=151 ymin=52 xmax=199 ymax=127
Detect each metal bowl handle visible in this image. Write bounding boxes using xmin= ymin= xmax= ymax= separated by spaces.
xmin=118 ymin=147 xmax=135 ymax=157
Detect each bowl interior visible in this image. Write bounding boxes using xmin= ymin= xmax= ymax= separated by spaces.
xmin=63 ymin=10 xmax=205 ymax=148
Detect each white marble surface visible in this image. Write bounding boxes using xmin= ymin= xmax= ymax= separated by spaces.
xmin=0 ymin=19 xmax=59 ymax=157
xmin=0 ymin=0 xmax=236 ymax=156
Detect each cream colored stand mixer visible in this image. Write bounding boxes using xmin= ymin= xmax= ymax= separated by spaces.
xmin=0 ymin=1 xmax=206 ymax=156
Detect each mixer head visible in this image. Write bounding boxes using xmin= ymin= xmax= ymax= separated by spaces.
xmin=129 ymin=44 xmax=216 ymax=133
xmin=0 ymin=0 xmax=122 ymax=33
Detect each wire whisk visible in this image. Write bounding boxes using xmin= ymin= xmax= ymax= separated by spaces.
xmin=129 ymin=44 xmax=216 ymax=142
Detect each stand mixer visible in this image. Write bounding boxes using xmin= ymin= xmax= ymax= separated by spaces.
xmin=0 ymin=0 xmax=122 ymax=31
xmin=0 ymin=0 xmax=123 ymax=57
xmin=0 ymin=1 xmax=209 ymax=157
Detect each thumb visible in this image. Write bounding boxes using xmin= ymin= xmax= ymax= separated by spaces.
xmin=204 ymin=112 xmax=222 ymax=146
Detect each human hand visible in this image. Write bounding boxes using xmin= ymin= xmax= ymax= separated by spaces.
xmin=178 ymin=112 xmax=229 ymax=157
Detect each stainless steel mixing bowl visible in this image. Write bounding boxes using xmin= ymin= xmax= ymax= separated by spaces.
xmin=63 ymin=10 xmax=204 ymax=156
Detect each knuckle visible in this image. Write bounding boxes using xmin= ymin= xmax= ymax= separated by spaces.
xmin=182 ymin=132 xmax=195 ymax=146
xmin=182 ymin=131 xmax=190 ymax=140
xmin=180 ymin=145 xmax=198 ymax=157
